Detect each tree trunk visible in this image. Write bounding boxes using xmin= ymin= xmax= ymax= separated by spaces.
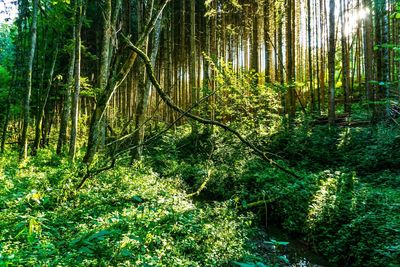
xmin=307 ymin=0 xmax=314 ymax=112
xmin=264 ymin=0 xmax=271 ymax=83
xmin=32 ymin=44 xmax=58 ymax=155
xmin=340 ymin=0 xmax=351 ymax=114
xmin=190 ymin=0 xmax=197 ymax=133
xmin=56 ymin=28 xmax=75 ymax=155
xmin=372 ymin=0 xmax=390 ymax=122
xmin=69 ymin=0 xmax=83 ymax=161
xmin=19 ymin=0 xmax=38 ymax=160
xmin=251 ymin=0 xmax=259 ymax=86
xmin=83 ymin=0 xmax=170 ymax=165
xmin=328 ymin=0 xmax=336 ymax=125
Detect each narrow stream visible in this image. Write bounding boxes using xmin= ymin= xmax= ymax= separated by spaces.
xmin=252 ymin=226 xmax=331 ymax=267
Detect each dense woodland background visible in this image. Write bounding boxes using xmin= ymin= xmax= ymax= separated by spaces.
xmin=0 ymin=0 xmax=399 ymax=266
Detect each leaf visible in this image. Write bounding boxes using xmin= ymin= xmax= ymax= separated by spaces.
xmin=276 ymin=241 xmax=289 ymax=246
xmin=232 ymin=262 xmax=258 ymax=267
xmin=278 ymin=255 xmax=290 ymax=264
xmin=88 ymin=230 xmax=111 ymax=241
xmin=78 ymin=246 xmax=93 ymax=254
xmin=132 ymin=195 xmax=143 ymax=203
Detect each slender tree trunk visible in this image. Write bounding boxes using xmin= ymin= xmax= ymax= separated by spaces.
xmin=264 ymin=0 xmax=271 ymax=83
xmin=286 ymin=0 xmax=296 ymax=123
xmin=328 ymin=0 xmax=336 ymax=125
xmin=251 ymin=0 xmax=259 ymax=86
xmin=373 ymin=0 xmax=390 ymax=121
xmin=307 ymin=0 xmax=314 ymax=112
xmin=315 ymin=0 xmax=321 ymax=114
xmin=190 ymin=0 xmax=197 ymax=133
xmin=131 ymin=0 xmax=161 ymax=161
xmin=340 ymin=0 xmax=351 ymax=114
xmin=56 ymin=32 xmax=75 ymax=155
xmin=19 ymin=0 xmax=38 ymax=160
xmin=32 ymin=44 xmax=58 ymax=155
xmin=69 ymin=0 xmax=83 ymax=161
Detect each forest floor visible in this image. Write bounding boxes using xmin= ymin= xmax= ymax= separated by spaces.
xmin=1 ymin=121 xmax=400 ymax=266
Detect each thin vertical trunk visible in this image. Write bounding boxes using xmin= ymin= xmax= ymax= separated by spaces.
xmin=264 ymin=0 xmax=271 ymax=83
xmin=307 ymin=0 xmax=314 ymax=112
xmin=373 ymin=0 xmax=390 ymax=121
xmin=251 ymin=0 xmax=259 ymax=86
xmin=32 ymin=43 xmax=58 ymax=155
xmin=286 ymin=0 xmax=296 ymax=123
xmin=131 ymin=1 xmax=162 ymax=161
xmin=328 ymin=0 xmax=336 ymax=124
xmin=19 ymin=0 xmax=38 ymax=160
xmin=340 ymin=0 xmax=351 ymax=114
xmin=69 ymin=0 xmax=83 ymax=161
xmin=57 ymin=26 xmax=75 ymax=155
xmin=315 ymin=0 xmax=321 ymax=113
xmin=190 ymin=0 xmax=197 ymax=132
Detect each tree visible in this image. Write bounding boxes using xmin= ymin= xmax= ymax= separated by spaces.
xmin=373 ymin=0 xmax=390 ymax=121
xmin=82 ymin=0 xmax=170 ymax=165
xmin=19 ymin=0 xmax=38 ymax=160
xmin=131 ymin=0 xmax=163 ymax=161
xmin=328 ymin=0 xmax=336 ymax=125
xmin=190 ymin=0 xmax=197 ymax=133
xmin=340 ymin=0 xmax=351 ymax=114
xmin=69 ymin=0 xmax=83 ymax=161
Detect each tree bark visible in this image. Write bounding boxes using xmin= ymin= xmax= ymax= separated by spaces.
xmin=19 ymin=0 xmax=38 ymax=160
xmin=56 ymin=28 xmax=75 ymax=155
xmin=372 ymin=0 xmax=390 ymax=122
xmin=32 ymin=43 xmax=58 ymax=155
xmin=328 ymin=0 xmax=336 ymax=125
xmin=190 ymin=0 xmax=198 ymax=133
xmin=69 ymin=0 xmax=83 ymax=161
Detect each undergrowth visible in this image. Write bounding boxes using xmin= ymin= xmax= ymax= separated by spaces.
xmin=150 ymin=123 xmax=400 ymax=266
xmin=0 ymin=149 xmax=262 ymax=266
xmin=1 ymin=120 xmax=399 ymax=266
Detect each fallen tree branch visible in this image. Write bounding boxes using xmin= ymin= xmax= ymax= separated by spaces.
xmin=76 ymin=158 xmax=116 ymax=190
xmin=124 ymin=37 xmax=301 ymax=180
xmin=186 ymin=169 xmax=212 ymax=198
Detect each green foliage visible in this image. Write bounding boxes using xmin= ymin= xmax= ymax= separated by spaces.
xmin=207 ymin=57 xmax=281 ymax=137
xmin=0 ymin=23 xmax=15 ymax=69
xmin=149 ymin=120 xmax=400 ymax=266
xmin=0 ymin=149 xmax=260 ymax=266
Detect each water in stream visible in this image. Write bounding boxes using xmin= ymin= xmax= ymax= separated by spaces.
xmin=252 ymin=226 xmax=332 ymax=267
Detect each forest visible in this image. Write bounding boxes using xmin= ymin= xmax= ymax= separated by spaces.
xmin=0 ymin=0 xmax=399 ymax=266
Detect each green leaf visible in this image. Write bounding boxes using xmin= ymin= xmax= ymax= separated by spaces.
xmin=78 ymin=246 xmax=93 ymax=254
xmin=232 ymin=262 xmax=258 ymax=267
xmin=88 ymin=230 xmax=111 ymax=241
xmin=132 ymin=195 xmax=143 ymax=203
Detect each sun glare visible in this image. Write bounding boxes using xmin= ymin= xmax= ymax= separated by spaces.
xmin=344 ymin=7 xmax=370 ymax=36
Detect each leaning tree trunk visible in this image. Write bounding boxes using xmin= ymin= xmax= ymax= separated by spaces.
xmin=19 ymin=0 xmax=38 ymax=160
xmin=83 ymin=0 xmax=170 ymax=165
xmin=131 ymin=5 xmax=162 ymax=161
